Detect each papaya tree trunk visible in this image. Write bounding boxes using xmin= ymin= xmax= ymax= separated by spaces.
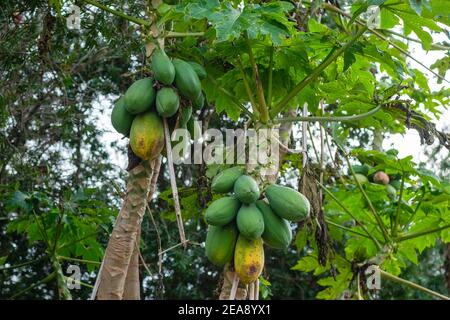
xmin=96 ymin=161 xmax=154 ymax=300
xmin=122 ymin=228 xmax=141 ymax=300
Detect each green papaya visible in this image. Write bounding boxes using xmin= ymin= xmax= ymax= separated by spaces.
xmin=205 ymin=196 xmax=241 ymax=226
xmin=211 ymin=167 xmax=244 ymax=194
xmin=129 ymin=111 xmax=165 ymax=160
xmin=187 ymin=117 xmax=202 ymax=141
xmin=156 ymin=87 xmax=180 ymax=118
xmin=234 ymin=175 xmax=260 ymax=204
xmin=236 ymin=203 xmax=264 ymax=240
xmin=151 ymin=49 xmax=175 ymax=85
xmin=349 ymin=164 xmax=370 ymax=176
xmin=265 ymin=184 xmax=310 ymax=221
xmin=124 ymin=78 xmax=155 ymax=114
xmin=188 ymin=61 xmax=207 ymax=79
xmin=256 ymin=200 xmax=292 ymax=249
xmin=354 ymin=173 xmax=368 ymax=184
xmin=173 ymin=59 xmax=201 ymax=101
xmin=205 ymin=223 xmax=238 ymax=267
xmin=386 ymin=184 xmax=397 ymax=199
xmin=111 ymin=96 xmax=134 ymax=136
xmin=390 ymin=179 xmax=402 ymax=190
xmin=179 ymin=106 xmax=192 ymax=128
xmin=193 ymin=92 xmax=205 ymax=110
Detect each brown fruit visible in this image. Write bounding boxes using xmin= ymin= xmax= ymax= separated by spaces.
xmin=373 ymin=171 xmax=390 ymax=185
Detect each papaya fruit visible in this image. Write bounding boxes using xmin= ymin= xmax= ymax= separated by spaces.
xmin=205 ymin=196 xmax=241 ymax=226
xmin=386 ymin=184 xmax=397 ymax=199
xmin=179 ymin=106 xmax=192 ymax=128
xmin=373 ymin=171 xmax=390 ymax=185
xmin=111 ymin=96 xmax=134 ymax=136
xmin=124 ymin=78 xmax=155 ymax=114
xmin=390 ymin=179 xmax=402 ymax=190
xmin=129 ymin=111 xmax=165 ymax=160
xmin=211 ymin=166 xmax=244 ymax=194
xmin=187 ymin=117 xmax=202 ymax=141
xmin=156 ymin=87 xmax=180 ymax=118
xmin=193 ymin=92 xmax=205 ymax=110
xmin=173 ymin=59 xmax=202 ymax=101
xmin=234 ymin=175 xmax=260 ymax=204
xmin=255 ymin=200 xmax=292 ymax=249
xmin=234 ymin=235 xmax=264 ymax=284
xmin=265 ymin=184 xmax=310 ymax=221
xmin=188 ymin=61 xmax=207 ymax=79
xmin=349 ymin=164 xmax=370 ymax=176
xmin=236 ymin=203 xmax=264 ymax=240
xmin=205 ymin=223 xmax=238 ymax=267
xmin=354 ymin=173 xmax=368 ymax=184
xmin=151 ymin=49 xmax=175 ymax=85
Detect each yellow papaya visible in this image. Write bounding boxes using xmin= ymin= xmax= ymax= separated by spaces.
xmin=234 ymin=235 xmax=264 ymax=284
xmin=129 ymin=111 xmax=165 ymax=160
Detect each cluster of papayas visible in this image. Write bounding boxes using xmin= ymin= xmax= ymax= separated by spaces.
xmin=348 ymin=163 xmax=401 ymax=199
xmin=204 ymin=167 xmax=311 ymax=284
xmin=110 ymin=47 xmax=207 ymax=160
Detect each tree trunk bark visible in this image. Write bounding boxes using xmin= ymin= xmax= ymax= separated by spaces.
xmin=122 ymin=228 xmax=141 ymax=300
xmin=96 ymin=161 xmax=154 ymax=300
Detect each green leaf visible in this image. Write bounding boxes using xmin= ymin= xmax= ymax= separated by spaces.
xmin=380 ymin=8 xmax=400 ymax=29
xmin=295 ymin=228 xmax=308 ymax=253
xmin=308 ymin=19 xmax=329 ymax=33
xmin=8 ymin=191 xmax=32 ymax=212
xmin=0 ymin=256 xmax=7 ymax=266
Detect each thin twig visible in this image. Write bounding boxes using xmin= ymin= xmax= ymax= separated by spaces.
xmin=229 ymin=273 xmax=239 ymax=300
xmin=163 ymin=118 xmax=187 ymax=248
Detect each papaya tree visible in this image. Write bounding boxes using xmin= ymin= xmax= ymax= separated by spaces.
xmin=1 ymin=0 xmax=449 ymax=300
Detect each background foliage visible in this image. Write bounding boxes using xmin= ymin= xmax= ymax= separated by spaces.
xmin=0 ymin=0 xmax=449 ymax=299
